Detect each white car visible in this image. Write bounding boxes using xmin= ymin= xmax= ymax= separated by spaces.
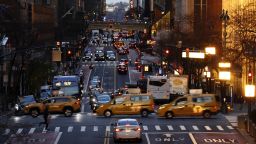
xmin=112 ymin=119 xmax=142 ymax=142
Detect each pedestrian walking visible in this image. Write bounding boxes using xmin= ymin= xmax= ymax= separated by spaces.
xmin=39 ymin=103 xmax=50 ymax=130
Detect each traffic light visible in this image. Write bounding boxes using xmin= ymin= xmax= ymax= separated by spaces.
xmin=165 ymin=49 xmax=170 ymax=54
xmin=56 ymin=41 xmax=61 ymax=49
xmin=248 ymin=71 xmax=253 ymax=84
xmin=67 ymin=50 xmax=72 ymax=55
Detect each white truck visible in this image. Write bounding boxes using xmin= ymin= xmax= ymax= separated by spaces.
xmin=147 ymin=75 xmax=188 ymax=103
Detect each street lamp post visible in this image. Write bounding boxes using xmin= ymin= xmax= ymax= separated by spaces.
xmin=245 ymin=84 xmax=255 ymax=132
xmin=220 ymin=9 xmax=230 ymax=54
xmin=218 ymin=62 xmax=231 ymax=113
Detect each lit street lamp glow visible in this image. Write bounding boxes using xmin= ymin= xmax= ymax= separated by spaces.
xmin=219 ymin=71 xmax=231 ymax=80
xmin=218 ymin=62 xmax=231 ymax=68
xmin=182 ymin=51 xmax=205 ymax=59
xmin=245 ymin=85 xmax=255 ymax=97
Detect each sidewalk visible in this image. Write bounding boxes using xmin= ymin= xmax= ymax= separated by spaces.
xmin=223 ymin=103 xmax=256 ymax=143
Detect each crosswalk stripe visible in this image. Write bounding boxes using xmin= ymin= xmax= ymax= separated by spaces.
xmin=167 ymin=125 xmax=173 ymax=131
xmin=3 ymin=129 xmax=10 ymax=135
xmin=81 ymin=126 xmax=86 ymax=132
xmin=217 ymin=125 xmax=224 ymax=131
xmin=68 ymin=126 xmax=73 ymax=132
xmin=16 ymin=128 xmax=23 ymax=134
xmin=55 ymin=127 xmax=60 ymax=132
xmin=42 ymin=128 xmax=47 ymax=133
xmin=227 ymin=126 xmax=234 ymax=130
xmin=155 ymin=125 xmax=161 ymax=131
xmin=106 ymin=126 xmax=110 ymax=132
xmin=28 ymin=128 xmax=36 ymax=134
xmin=93 ymin=126 xmax=98 ymax=131
xmin=180 ymin=125 xmax=186 ymax=131
xmin=204 ymin=126 xmax=212 ymax=131
xmin=192 ymin=125 xmax=199 ymax=131
xmin=143 ymin=126 xmax=148 ymax=131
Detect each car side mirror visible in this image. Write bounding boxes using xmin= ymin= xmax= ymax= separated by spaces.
xmin=139 ymin=123 xmax=142 ymax=125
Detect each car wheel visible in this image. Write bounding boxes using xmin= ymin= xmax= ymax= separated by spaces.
xmin=64 ymin=107 xmax=73 ymax=117
xmin=113 ymin=138 xmax=118 ymax=143
xmin=141 ymin=109 xmax=148 ymax=117
xmin=104 ymin=110 xmax=112 ymax=117
xmin=165 ymin=111 xmax=174 ymax=119
xmin=203 ymin=111 xmax=211 ymax=118
xmin=30 ymin=109 xmax=39 ymax=118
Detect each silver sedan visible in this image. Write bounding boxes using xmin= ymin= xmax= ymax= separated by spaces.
xmin=112 ymin=118 xmax=142 ymax=142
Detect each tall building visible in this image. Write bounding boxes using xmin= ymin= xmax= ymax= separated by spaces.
xmin=85 ymin=0 xmax=106 ymax=21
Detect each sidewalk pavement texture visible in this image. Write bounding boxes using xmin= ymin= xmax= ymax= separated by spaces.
xmin=223 ymin=103 xmax=256 ymax=143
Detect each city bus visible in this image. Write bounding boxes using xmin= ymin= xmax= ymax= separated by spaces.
xmin=52 ymin=75 xmax=82 ymax=99
xmin=147 ymin=75 xmax=171 ymax=104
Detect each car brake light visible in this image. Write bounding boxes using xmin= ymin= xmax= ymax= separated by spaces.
xmin=133 ymin=128 xmax=141 ymax=131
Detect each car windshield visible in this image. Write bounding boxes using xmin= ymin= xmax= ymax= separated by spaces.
xmin=59 ymin=86 xmax=79 ymax=96
xmin=20 ymin=96 xmax=36 ymax=104
xmin=118 ymin=120 xmax=138 ymax=126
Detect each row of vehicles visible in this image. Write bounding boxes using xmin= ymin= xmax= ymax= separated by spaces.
xmin=93 ymin=93 xmax=220 ymax=119
xmin=15 ymin=75 xmax=83 ymax=117
xmin=82 ymin=49 xmax=116 ymax=61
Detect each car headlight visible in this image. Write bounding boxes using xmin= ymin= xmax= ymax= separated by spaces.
xmin=15 ymin=104 xmax=19 ymax=110
xmin=92 ymin=98 xmax=96 ymax=102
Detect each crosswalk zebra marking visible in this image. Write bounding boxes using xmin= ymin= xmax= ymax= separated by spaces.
xmin=155 ymin=125 xmax=161 ymax=131
xmin=204 ymin=126 xmax=212 ymax=131
xmin=42 ymin=128 xmax=47 ymax=133
xmin=217 ymin=125 xmax=224 ymax=131
xmin=227 ymin=126 xmax=234 ymax=129
xmin=180 ymin=125 xmax=186 ymax=131
xmin=93 ymin=126 xmax=98 ymax=131
xmin=106 ymin=126 xmax=110 ymax=132
xmin=81 ymin=126 xmax=86 ymax=132
xmin=3 ymin=129 xmax=10 ymax=135
xmin=167 ymin=125 xmax=173 ymax=131
xmin=192 ymin=125 xmax=199 ymax=131
xmin=16 ymin=128 xmax=23 ymax=134
xmin=68 ymin=126 xmax=73 ymax=132
xmin=55 ymin=127 xmax=60 ymax=132
xmin=143 ymin=126 xmax=148 ymax=131
xmin=28 ymin=128 xmax=36 ymax=134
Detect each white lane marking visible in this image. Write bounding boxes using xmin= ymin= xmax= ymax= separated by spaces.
xmin=106 ymin=126 xmax=110 ymax=132
xmin=3 ymin=129 xmax=10 ymax=135
xmin=145 ymin=133 xmax=151 ymax=144
xmin=189 ymin=132 xmax=198 ymax=144
xmin=28 ymin=128 xmax=36 ymax=134
xmin=167 ymin=125 xmax=173 ymax=131
xmin=54 ymin=132 xmax=63 ymax=144
xmin=93 ymin=126 xmax=98 ymax=131
xmin=67 ymin=126 xmax=73 ymax=132
xmin=192 ymin=125 xmax=199 ymax=131
xmin=55 ymin=127 xmax=60 ymax=132
xmin=227 ymin=126 xmax=234 ymax=129
xmin=16 ymin=128 xmax=23 ymax=134
xmin=217 ymin=125 xmax=224 ymax=131
xmin=155 ymin=125 xmax=161 ymax=131
xmin=81 ymin=104 xmax=85 ymax=113
xmin=81 ymin=126 xmax=86 ymax=132
xmin=51 ymin=115 xmax=58 ymax=119
xmin=42 ymin=128 xmax=47 ymax=133
xmin=180 ymin=125 xmax=186 ymax=131
xmin=143 ymin=126 xmax=148 ymax=131
xmin=204 ymin=126 xmax=212 ymax=131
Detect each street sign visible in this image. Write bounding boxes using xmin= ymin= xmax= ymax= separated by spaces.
xmin=192 ymin=132 xmax=247 ymax=144
xmin=147 ymin=133 xmax=192 ymax=144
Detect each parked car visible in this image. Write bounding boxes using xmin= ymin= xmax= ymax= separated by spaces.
xmin=95 ymin=50 xmax=105 ymax=61
xmin=156 ymin=94 xmax=221 ymax=118
xmin=23 ymin=96 xmax=81 ymax=117
xmin=112 ymin=118 xmax=142 ymax=142
xmin=83 ymin=51 xmax=93 ymax=61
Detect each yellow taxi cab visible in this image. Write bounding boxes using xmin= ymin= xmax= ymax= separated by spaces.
xmin=23 ymin=96 xmax=81 ymax=117
xmin=156 ymin=94 xmax=220 ymax=118
xmin=96 ymin=94 xmax=155 ymax=117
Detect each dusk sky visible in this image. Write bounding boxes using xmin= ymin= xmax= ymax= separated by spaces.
xmin=106 ymin=0 xmax=129 ymax=4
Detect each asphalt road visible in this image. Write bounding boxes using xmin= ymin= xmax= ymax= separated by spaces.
xmin=0 ymin=42 xmax=247 ymax=144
